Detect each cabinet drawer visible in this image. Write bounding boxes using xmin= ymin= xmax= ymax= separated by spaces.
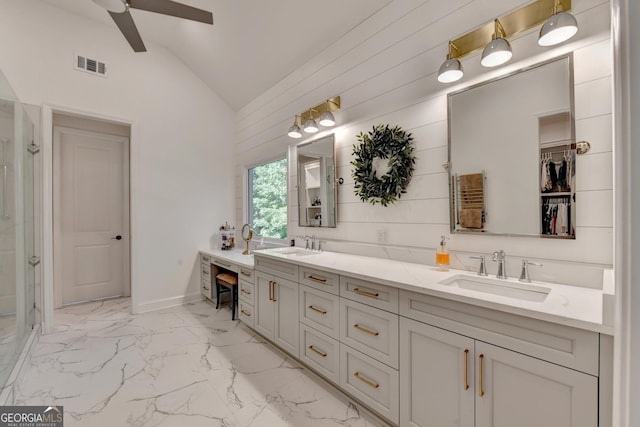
xmin=340 ymin=276 xmax=399 ymax=313
xmin=399 ymin=290 xmax=600 ymax=375
xmin=340 ymin=299 xmax=399 ymax=369
xmin=300 ymin=286 xmax=339 ymax=339
xmin=255 ymin=256 xmax=298 ymax=282
xmin=200 ymin=253 xmax=212 ymax=264
xmin=299 ymin=267 xmax=339 ymax=295
xmin=201 ymin=279 xmax=212 ymax=300
xmin=212 ymin=257 xmax=238 ymax=273
xmin=340 ymin=344 xmax=399 ymax=424
xmin=239 ymin=301 xmax=255 ymax=329
xmin=239 ymin=279 xmax=255 ymax=305
xmin=201 ymin=263 xmax=212 ymax=282
xmin=239 ymin=267 xmax=254 ymax=283
xmin=300 ymin=324 xmax=339 ymax=385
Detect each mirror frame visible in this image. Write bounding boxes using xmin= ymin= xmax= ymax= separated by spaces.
xmin=447 ymin=54 xmax=575 ymax=237
xmin=296 ymin=134 xmax=337 ymax=228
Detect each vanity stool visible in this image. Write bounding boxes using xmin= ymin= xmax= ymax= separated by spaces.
xmin=215 ymin=272 xmax=238 ymax=320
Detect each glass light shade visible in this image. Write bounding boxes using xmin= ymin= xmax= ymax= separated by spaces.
xmin=481 ymin=37 xmax=512 ymax=67
xmin=303 ymin=118 xmax=319 ymax=133
xmin=437 ymin=58 xmax=464 ymax=83
xmin=538 ymin=11 xmax=578 ymax=46
xmin=92 ymin=0 xmax=127 ymax=12
xmin=318 ymin=111 xmax=336 ymax=127
xmin=288 ymin=123 xmax=302 ymax=138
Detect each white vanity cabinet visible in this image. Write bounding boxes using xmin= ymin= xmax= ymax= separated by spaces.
xmin=255 ymin=260 xmax=300 ymax=357
xmin=249 ymin=250 xmax=610 ymax=427
xmin=199 ymin=253 xmax=213 ymax=300
xmin=238 ymin=267 xmax=255 ymax=328
xmin=399 ymin=291 xmax=599 ymax=427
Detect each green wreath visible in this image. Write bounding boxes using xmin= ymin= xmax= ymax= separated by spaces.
xmin=351 ymin=124 xmax=416 ymax=206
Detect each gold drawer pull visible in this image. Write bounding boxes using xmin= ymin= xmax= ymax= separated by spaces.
xmin=478 ymin=354 xmax=485 ymax=397
xmin=308 ymin=275 xmax=327 ymax=283
xmin=463 ymin=349 xmax=469 ymax=391
xmin=215 ymin=259 xmax=231 ymax=268
xmin=241 ymin=309 xmax=251 ymax=317
xmin=241 ymin=289 xmax=252 ymax=295
xmin=308 ymin=345 xmax=327 ymax=358
xmin=241 ymin=271 xmax=251 ymax=277
xmin=308 ymin=305 xmax=327 ymax=315
xmin=353 ymin=288 xmax=379 ymax=298
xmin=353 ymin=372 xmax=379 ymax=389
xmin=353 ymin=324 xmax=379 ymax=336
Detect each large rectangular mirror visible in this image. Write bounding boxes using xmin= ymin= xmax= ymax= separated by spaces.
xmin=297 ymin=134 xmax=337 ymax=227
xmin=448 ymin=55 xmax=575 ymax=238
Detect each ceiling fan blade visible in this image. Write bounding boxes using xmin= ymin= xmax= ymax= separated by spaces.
xmin=129 ymin=0 xmax=213 ymax=25
xmin=108 ymin=10 xmax=147 ymax=52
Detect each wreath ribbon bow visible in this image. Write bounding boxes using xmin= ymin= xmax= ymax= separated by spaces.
xmin=351 ymin=124 xmax=416 ymax=206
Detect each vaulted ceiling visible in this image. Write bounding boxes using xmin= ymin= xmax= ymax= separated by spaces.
xmin=41 ymin=0 xmax=393 ymax=110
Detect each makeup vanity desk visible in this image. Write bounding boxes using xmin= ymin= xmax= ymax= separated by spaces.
xmin=198 ymin=249 xmax=255 ymax=325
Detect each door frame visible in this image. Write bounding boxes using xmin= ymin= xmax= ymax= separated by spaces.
xmin=52 ymin=125 xmax=130 ymax=308
xmin=41 ymin=105 xmax=137 ymax=333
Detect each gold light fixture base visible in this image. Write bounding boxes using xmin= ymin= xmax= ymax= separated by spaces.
xmin=451 ymin=0 xmax=571 ymax=60
xmin=300 ymin=96 xmax=341 ymax=123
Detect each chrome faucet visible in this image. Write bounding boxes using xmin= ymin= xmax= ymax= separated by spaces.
xmin=492 ymin=250 xmax=508 ymax=279
xmin=302 ymin=235 xmax=311 ymax=250
xmin=519 ymin=259 xmax=543 ymax=283
xmin=470 ymin=255 xmax=488 ymax=276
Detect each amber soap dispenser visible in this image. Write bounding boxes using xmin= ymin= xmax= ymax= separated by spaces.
xmin=436 ymin=235 xmax=450 ymax=271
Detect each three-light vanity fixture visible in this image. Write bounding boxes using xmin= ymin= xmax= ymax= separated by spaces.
xmin=288 ymin=96 xmax=341 ymax=139
xmin=437 ymin=0 xmax=578 ymax=83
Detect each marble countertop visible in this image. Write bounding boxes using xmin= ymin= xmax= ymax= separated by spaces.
xmin=252 ymin=248 xmax=614 ymax=335
xmin=199 ymin=248 xmax=254 ymax=269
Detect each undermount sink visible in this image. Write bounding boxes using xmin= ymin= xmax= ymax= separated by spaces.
xmin=438 ymin=274 xmax=551 ymax=302
xmin=268 ymin=247 xmax=318 ymax=257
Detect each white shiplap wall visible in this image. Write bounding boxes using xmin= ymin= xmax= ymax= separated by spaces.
xmin=236 ymin=0 xmax=612 ymax=289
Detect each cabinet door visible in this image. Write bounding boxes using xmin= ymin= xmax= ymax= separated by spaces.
xmin=255 ymin=271 xmax=275 ymax=340
xmin=274 ymin=277 xmax=299 ymax=357
xmin=400 ymin=317 xmax=475 ymax=427
xmin=475 ymin=341 xmax=598 ymax=427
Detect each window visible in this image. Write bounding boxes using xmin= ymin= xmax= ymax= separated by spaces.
xmin=248 ymin=157 xmax=287 ymax=239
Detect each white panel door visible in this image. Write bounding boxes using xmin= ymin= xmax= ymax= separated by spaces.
xmin=400 ymin=317 xmax=475 ymax=427
xmin=475 ymin=341 xmax=598 ymax=427
xmin=55 ymin=127 xmax=128 ymax=306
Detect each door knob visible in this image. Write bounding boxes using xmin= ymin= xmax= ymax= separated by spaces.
xmin=111 ymin=235 xmax=122 ymax=240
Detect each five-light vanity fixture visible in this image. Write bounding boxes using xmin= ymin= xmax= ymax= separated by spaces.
xmin=437 ymin=0 xmax=578 ymax=83
xmin=288 ymin=96 xmax=341 ymax=139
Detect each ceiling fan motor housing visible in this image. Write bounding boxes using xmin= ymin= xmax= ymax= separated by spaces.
xmin=93 ymin=0 xmax=127 ymax=13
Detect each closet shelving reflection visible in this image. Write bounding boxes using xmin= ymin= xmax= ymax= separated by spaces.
xmin=539 ymin=112 xmax=575 ymax=239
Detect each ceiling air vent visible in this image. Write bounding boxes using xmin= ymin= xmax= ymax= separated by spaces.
xmin=74 ymin=53 xmax=107 ymax=77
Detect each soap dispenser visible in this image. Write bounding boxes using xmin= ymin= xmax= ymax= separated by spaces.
xmin=436 ymin=235 xmax=450 ymax=271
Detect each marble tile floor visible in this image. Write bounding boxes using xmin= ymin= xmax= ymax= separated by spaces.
xmin=14 ymin=298 xmax=388 ymax=427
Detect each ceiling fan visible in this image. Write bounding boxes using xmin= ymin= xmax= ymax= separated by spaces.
xmin=92 ymin=0 xmax=213 ymax=52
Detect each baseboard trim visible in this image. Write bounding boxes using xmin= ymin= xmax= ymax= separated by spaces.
xmin=135 ymin=293 xmax=203 ymax=313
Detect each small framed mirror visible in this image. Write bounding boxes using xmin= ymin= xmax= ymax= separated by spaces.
xmin=241 ymin=223 xmax=253 ymax=255
xmin=297 ymin=134 xmax=337 ymax=227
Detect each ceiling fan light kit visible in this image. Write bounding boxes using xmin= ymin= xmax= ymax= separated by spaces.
xmin=93 ymin=0 xmax=214 ymax=53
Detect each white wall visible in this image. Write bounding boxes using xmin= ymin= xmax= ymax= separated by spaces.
xmin=236 ymin=0 xmax=613 ymax=289
xmin=0 ymin=1 xmax=236 ymax=312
